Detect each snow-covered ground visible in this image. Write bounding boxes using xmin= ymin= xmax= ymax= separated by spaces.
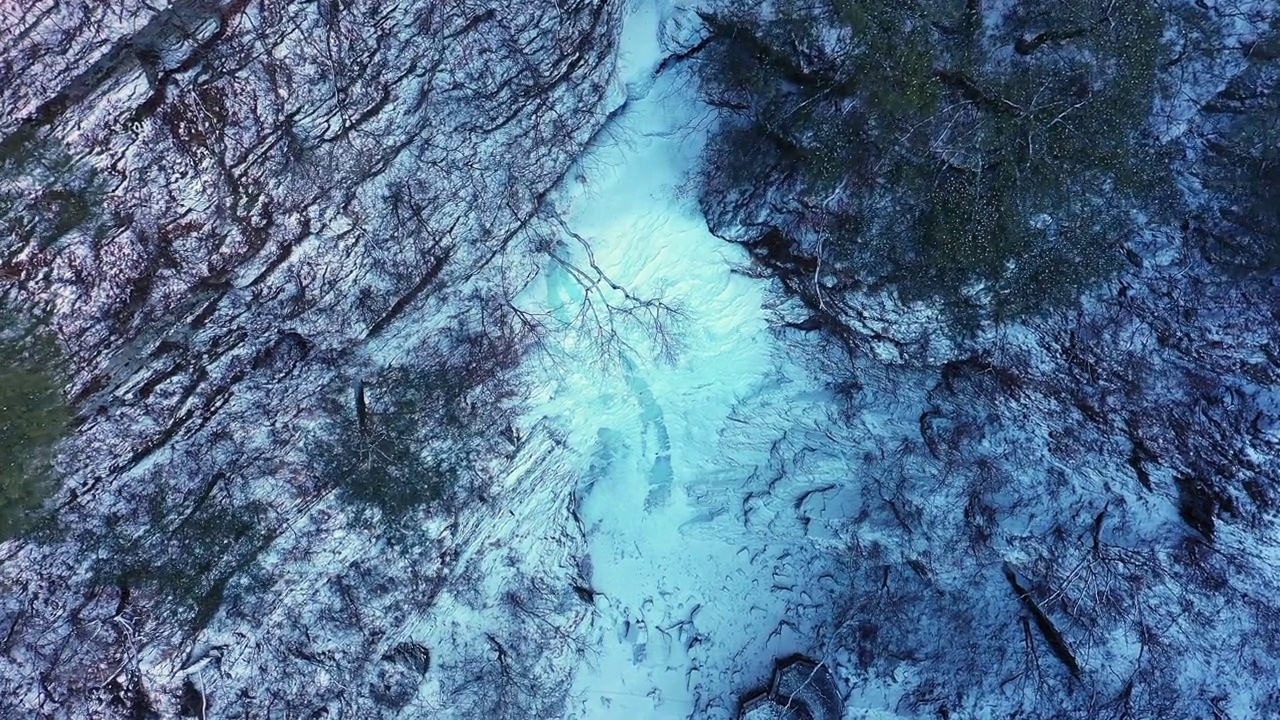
xmin=6 ymin=0 xmax=1277 ymax=717
xmin=512 ymin=2 xmax=869 ymax=717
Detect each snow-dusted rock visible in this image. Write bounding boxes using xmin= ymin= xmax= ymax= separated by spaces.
xmin=0 ymin=0 xmax=620 ymax=717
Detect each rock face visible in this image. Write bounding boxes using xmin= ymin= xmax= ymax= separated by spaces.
xmin=0 ymin=0 xmax=619 ymax=717
xmin=738 ymin=656 xmax=841 ymax=720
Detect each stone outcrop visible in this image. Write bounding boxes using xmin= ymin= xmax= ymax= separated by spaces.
xmin=738 ymin=656 xmax=842 ymax=720
xmin=0 ymin=0 xmax=620 ymax=717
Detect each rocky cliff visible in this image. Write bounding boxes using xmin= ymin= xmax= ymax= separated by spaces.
xmin=0 ymin=0 xmax=618 ymax=716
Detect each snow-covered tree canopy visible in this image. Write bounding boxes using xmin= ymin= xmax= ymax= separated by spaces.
xmin=693 ymin=1 xmax=1280 ymax=717
xmin=700 ymin=0 xmax=1192 ymax=319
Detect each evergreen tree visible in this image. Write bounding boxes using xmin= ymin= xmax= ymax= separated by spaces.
xmin=700 ymin=0 xmax=1173 ymax=318
xmin=0 ymin=304 xmax=70 ymax=540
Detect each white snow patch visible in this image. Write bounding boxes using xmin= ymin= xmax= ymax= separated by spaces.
xmin=511 ymin=1 xmax=875 ymax=717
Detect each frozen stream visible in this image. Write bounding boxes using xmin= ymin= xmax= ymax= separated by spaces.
xmin=520 ymin=2 xmax=863 ymax=717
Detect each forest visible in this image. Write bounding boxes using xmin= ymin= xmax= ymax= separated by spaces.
xmin=2 ymin=0 xmax=1280 ymax=718
xmin=698 ymin=0 xmax=1278 ymax=322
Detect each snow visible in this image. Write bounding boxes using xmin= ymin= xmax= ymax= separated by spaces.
xmin=510 ymin=1 xmax=869 ymax=717
xmin=9 ymin=0 xmax=1278 ymax=716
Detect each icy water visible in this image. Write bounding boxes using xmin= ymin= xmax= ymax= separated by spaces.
xmin=521 ymin=2 xmax=859 ymax=717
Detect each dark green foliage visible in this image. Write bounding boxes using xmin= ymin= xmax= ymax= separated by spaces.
xmin=105 ymin=489 xmax=274 ymax=631
xmin=329 ymin=418 xmax=448 ymax=517
xmin=0 ymin=139 xmax=106 ymax=261
xmin=317 ymin=377 xmax=450 ymax=521
xmin=1198 ymin=42 xmax=1280 ymax=271
xmin=0 ymin=304 xmax=70 ymax=541
xmin=700 ymin=0 xmax=1175 ymax=320
xmin=314 ymin=359 xmax=502 ymax=525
